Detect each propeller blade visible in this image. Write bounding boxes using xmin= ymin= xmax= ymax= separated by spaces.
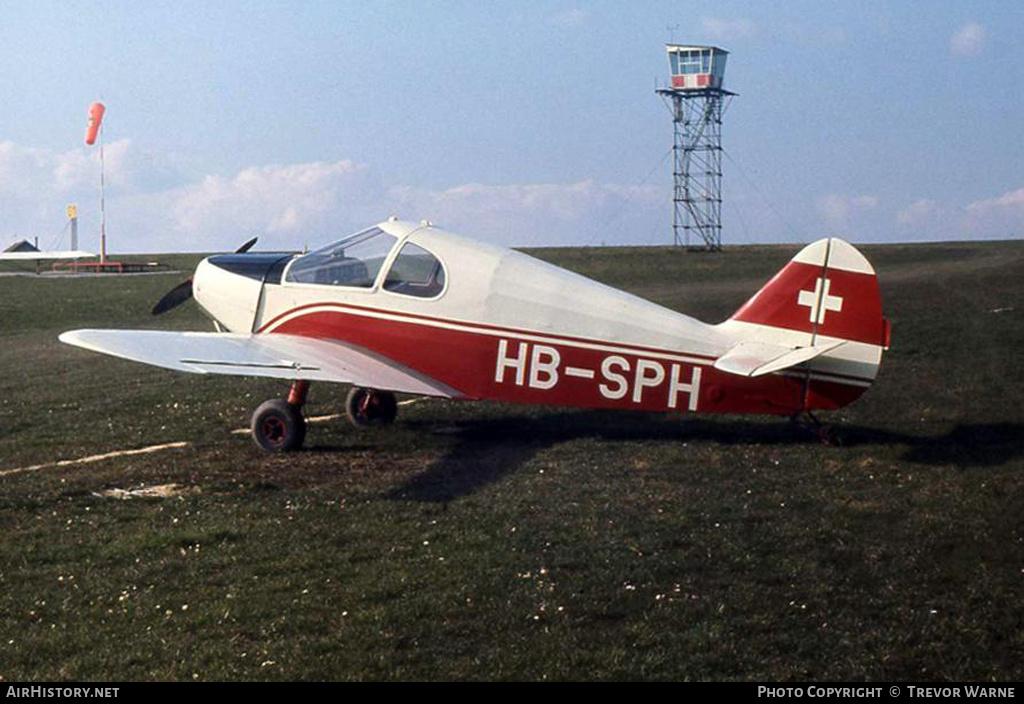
xmin=235 ymin=236 xmax=258 ymax=254
xmin=151 ymin=277 xmax=193 ymax=316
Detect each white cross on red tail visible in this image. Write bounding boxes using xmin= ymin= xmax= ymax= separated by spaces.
xmin=797 ymin=277 xmax=843 ymax=324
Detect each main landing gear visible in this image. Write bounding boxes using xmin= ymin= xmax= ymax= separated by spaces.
xmin=345 ymin=386 xmax=397 ymax=427
xmin=250 ymin=382 xmax=400 ymax=452
xmin=251 ymin=380 xmax=310 ymax=452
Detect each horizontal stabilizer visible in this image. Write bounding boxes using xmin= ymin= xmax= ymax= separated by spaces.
xmin=59 ymin=329 xmax=459 ymax=398
xmin=714 ymin=340 xmax=847 ymax=378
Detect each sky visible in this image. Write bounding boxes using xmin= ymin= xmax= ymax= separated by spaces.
xmin=0 ymin=0 xmax=1022 ymax=253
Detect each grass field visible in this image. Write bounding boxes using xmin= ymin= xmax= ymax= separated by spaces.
xmin=1 ymin=240 xmax=1022 ymax=681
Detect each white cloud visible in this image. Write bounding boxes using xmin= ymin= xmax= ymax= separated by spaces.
xmin=22 ymin=138 xmax=1023 ymax=253
xmin=817 ymin=194 xmax=879 ymax=232
xmin=0 ymin=142 xmax=57 ymax=200
xmin=549 ymin=8 xmax=588 ymax=28
xmin=0 ymin=141 xmax=134 ymax=247
xmin=897 ymin=199 xmax=941 ymax=226
xmin=951 ymin=22 xmax=985 ymax=57
xmin=967 ymin=187 xmax=1024 ymax=213
xmin=115 ymin=160 xmax=388 ymax=252
xmin=0 ymin=138 xmax=187 ymax=196
xmin=701 ymin=17 xmax=756 ymax=41
xmin=0 ymin=138 xmax=673 ymax=252
xmin=962 ymin=187 xmax=1024 ymax=238
xmin=389 ymin=179 xmax=661 ymax=247
xmin=133 ymin=173 xmax=663 ymax=251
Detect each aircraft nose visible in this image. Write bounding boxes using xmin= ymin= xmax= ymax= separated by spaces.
xmin=191 ymin=257 xmax=218 ymax=307
xmin=193 ymin=253 xmax=294 ymax=333
xmin=204 ymin=253 xmax=285 ymax=281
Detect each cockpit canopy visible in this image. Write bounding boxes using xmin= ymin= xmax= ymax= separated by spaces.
xmin=285 ymin=227 xmax=396 ymax=288
xmin=284 ymin=226 xmax=446 ymax=298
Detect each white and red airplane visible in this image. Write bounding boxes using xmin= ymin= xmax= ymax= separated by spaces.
xmin=59 ymin=219 xmax=889 ymax=451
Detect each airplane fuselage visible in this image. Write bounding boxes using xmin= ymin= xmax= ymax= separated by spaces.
xmin=193 ymin=221 xmax=873 ymax=416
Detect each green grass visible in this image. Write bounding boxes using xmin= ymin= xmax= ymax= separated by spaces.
xmin=0 ymin=241 xmax=1022 ymax=681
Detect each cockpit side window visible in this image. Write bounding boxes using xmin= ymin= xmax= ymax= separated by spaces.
xmin=383 ymin=242 xmax=446 ymax=298
xmin=285 ymin=227 xmax=398 ymax=287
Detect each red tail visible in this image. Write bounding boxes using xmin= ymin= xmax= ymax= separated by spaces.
xmin=729 ymin=238 xmax=888 ymax=348
xmin=716 ymin=238 xmax=890 ymax=412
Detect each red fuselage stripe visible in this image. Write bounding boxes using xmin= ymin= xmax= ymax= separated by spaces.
xmin=260 ymin=300 xmax=877 ymax=386
xmin=258 ymin=299 xmax=720 ymax=362
xmin=267 ymin=307 xmax=871 ymax=414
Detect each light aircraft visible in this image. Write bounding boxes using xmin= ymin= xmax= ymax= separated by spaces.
xmin=0 ymin=246 xmax=96 ymax=276
xmin=0 ymin=250 xmax=95 ymax=262
xmin=59 ymin=219 xmax=889 ymax=451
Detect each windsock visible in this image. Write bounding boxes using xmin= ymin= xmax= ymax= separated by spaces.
xmin=84 ymin=102 xmax=106 ymax=145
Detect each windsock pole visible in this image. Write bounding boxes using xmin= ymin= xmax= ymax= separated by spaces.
xmin=84 ymin=101 xmax=107 ymax=264
xmin=99 ymin=125 xmax=106 ymax=264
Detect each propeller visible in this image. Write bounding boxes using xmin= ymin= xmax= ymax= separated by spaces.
xmin=151 ymin=237 xmax=258 ymax=316
xmin=151 ymin=277 xmax=195 ymax=315
xmin=234 ymin=236 xmax=258 ymax=254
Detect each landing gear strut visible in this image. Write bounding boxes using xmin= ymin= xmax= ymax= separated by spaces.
xmin=345 ymin=387 xmax=397 ymax=427
xmin=251 ymin=380 xmax=309 ymax=452
xmin=789 ymin=410 xmax=841 ymax=446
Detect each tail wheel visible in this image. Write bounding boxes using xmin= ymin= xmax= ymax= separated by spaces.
xmin=345 ymin=387 xmax=397 ymax=427
xmin=251 ymin=399 xmax=306 ymax=452
xmin=789 ymin=411 xmax=842 ymax=446
xmin=817 ymin=424 xmax=843 ymax=447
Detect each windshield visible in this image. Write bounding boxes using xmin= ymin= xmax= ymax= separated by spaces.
xmin=285 ymin=227 xmax=398 ymax=287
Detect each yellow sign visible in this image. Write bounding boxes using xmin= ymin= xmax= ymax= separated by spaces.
xmin=66 ymin=204 xmax=78 ymax=219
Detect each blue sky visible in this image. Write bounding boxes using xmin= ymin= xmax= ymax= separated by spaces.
xmin=0 ymin=0 xmax=1021 ymax=252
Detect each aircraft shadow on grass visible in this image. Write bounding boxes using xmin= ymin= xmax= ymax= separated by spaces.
xmin=841 ymin=422 xmax=1024 ymax=469
xmin=384 ymin=413 xmax=1024 ymax=503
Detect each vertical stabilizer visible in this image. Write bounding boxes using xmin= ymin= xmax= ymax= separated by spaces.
xmin=717 ymin=238 xmax=889 ymax=410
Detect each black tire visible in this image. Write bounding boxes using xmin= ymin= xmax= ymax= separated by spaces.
xmin=251 ymin=399 xmax=306 ymax=452
xmin=818 ymin=424 xmax=843 ymax=447
xmin=345 ymin=387 xmax=397 ymax=427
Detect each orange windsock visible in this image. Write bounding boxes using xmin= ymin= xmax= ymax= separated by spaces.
xmin=84 ymin=102 xmax=106 ymax=145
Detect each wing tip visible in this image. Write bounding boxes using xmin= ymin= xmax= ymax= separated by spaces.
xmin=58 ymin=329 xmax=87 ymax=345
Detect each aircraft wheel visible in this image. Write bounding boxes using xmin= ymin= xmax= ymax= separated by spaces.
xmin=251 ymin=399 xmax=306 ymax=452
xmin=818 ymin=424 xmax=843 ymax=447
xmin=346 ymin=387 xmax=397 ymax=427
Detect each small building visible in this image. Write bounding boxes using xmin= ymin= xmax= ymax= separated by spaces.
xmin=666 ymin=45 xmax=728 ymax=91
xmin=3 ymin=239 xmax=39 ymax=253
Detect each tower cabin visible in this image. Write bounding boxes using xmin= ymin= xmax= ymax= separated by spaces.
xmin=666 ymin=45 xmax=728 ymax=91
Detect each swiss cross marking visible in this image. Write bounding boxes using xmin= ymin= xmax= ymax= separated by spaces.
xmin=797 ymin=277 xmax=843 ymax=324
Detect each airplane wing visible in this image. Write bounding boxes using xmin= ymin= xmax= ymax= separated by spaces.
xmin=0 ymin=250 xmax=95 ymax=261
xmin=59 ymin=329 xmax=460 ymax=398
xmin=713 ymin=340 xmax=847 ymax=378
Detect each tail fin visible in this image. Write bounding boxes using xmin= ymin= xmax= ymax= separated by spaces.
xmin=718 ymin=238 xmax=890 ymax=408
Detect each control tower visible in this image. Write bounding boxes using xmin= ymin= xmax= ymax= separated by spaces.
xmin=656 ymin=45 xmax=736 ymax=250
